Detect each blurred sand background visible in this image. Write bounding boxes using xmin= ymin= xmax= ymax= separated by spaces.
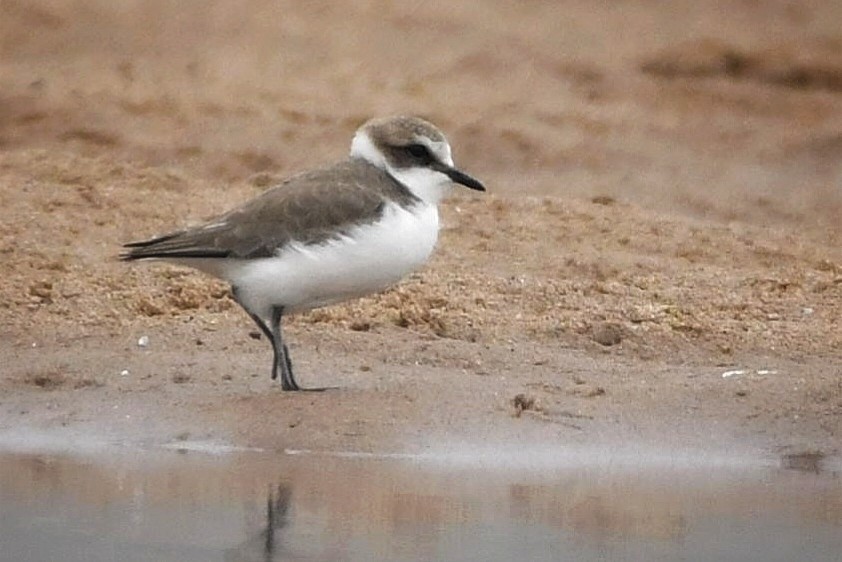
xmin=0 ymin=1 xmax=840 ymax=458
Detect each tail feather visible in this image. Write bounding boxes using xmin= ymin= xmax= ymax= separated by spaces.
xmin=120 ymin=231 xmax=230 ymax=261
xmin=122 ymin=232 xmax=181 ymax=249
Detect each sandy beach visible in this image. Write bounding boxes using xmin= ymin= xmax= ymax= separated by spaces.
xmin=1 ymin=0 xmax=840 ymax=461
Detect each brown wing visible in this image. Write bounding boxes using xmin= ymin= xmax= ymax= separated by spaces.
xmin=121 ymin=160 xmax=417 ymax=261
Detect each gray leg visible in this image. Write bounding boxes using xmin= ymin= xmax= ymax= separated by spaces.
xmin=283 ymin=344 xmax=294 ymax=382
xmin=233 ymin=287 xmax=329 ymax=392
xmin=271 ymin=306 xmax=300 ymax=391
xmin=233 ymin=286 xmax=284 ymax=384
xmin=246 ymin=311 xmax=279 ymax=381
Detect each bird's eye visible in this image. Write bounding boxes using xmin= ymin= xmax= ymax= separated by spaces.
xmin=405 ymin=143 xmax=430 ymax=159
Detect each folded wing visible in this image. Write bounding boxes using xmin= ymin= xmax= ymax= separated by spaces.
xmin=121 ymin=161 xmax=415 ymax=261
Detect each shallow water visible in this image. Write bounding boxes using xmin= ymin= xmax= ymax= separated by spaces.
xmin=0 ymin=443 xmax=840 ymax=562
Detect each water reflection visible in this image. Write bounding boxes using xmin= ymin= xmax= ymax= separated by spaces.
xmin=0 ymin=448 xmax=840 ymax=561
xmin=224 ymin=485 xmax=293 ymax=562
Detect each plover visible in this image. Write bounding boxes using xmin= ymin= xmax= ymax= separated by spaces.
xmin=121 ymin=116 xmax=485 ymax=390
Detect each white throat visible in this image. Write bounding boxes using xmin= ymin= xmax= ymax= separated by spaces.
xmin=350 ymin=130 xmax=453 ymax=205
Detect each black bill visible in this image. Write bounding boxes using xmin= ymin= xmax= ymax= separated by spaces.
xmin=433 ymin=162 xmax=486 ymax=191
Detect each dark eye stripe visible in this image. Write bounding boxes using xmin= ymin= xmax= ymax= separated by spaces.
xmin=405 ymin=143 xmax=430 ymax=159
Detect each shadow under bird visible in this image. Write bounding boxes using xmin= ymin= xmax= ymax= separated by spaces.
xmin=121 ymin=115 xmax=485 ymax=391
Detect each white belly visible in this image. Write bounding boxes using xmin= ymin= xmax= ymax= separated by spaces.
xmin=218 ymin=202 xmax=439 ymax=318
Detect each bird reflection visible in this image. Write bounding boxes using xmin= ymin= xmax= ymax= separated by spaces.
xmin=224 ymin=484 xmax=296 ymax=562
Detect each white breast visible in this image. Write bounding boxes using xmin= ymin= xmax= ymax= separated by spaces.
xmin=220 ymin=202 xmax=440 ymax=318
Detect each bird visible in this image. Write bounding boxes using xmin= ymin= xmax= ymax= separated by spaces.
xmin=121 ymin=116 xmax=485 ymax=391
